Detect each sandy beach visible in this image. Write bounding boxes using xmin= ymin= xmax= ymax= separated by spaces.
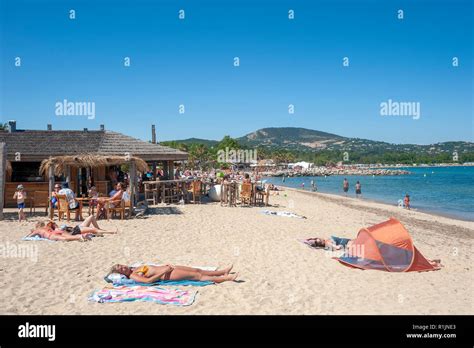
xmin=0 ymin=189 xmax=472 ymax=315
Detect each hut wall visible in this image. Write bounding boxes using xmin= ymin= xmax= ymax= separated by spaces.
xmin=96 ymin=166 xmax=106 ymax=181
xmin=96 ymin=181 xmax=109 ymax=196
xmin=0 ymin=143 xmax=5 ymax=218
xmin=6 ymin=165 xmax=12 ymax=181
xmin=4 ymin=181 xmax=76 ymax=208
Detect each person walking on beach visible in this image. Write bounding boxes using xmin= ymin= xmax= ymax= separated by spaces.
xmin=13 ymin=185 xmax=27 ymax=222
xmin=355 ymin=181 xmax=362 ymax=198
xmin=301 ymin=182 xmax=305 ymax=190
xmin=343 ymin=178 xmax=349 ymax=196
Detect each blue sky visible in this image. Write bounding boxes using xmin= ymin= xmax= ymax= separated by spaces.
xmin=1 ymin=0 xmax=472 ymax=144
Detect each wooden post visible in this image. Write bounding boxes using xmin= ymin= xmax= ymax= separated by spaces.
xmin=168 ymin=161 xmax=175 ymax=180
xmin=77 ymin=167 xmax=82 ymax=195
xmin=129 ymin=161 xmax=136 ymax=218
xmin=66 ymin=165 xmax=71 ymax=186
xmin=152 ymin=161 xmax=157 ymax=181
xmin=162 ymin=161 xmax=169 ymax=180
xmin=0 ymin=143 xmax=6 ymax=220
xmin=48 ymin=165 xmax=54 ymax=219
xmin=86 ymin=167 xmax=91 ymax=192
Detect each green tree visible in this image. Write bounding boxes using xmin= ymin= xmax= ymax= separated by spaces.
xmin=188 ymin=143 xmax=211 ymax=170
xmin=217 ymin=135 xmax=241 ymax=151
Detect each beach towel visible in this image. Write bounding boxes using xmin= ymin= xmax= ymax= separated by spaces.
xmin=22 ymin=236 xmax=56 ymax=242
xmin=104 ymin=263 xmax=216 ymax=287
xmin=261 ymin=210 xmax=306 ymax=219
xmin=89 ymin=285 xmax=197 ymax=306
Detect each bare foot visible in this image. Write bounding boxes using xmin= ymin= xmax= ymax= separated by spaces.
xmin=221 ymin=264 xmax=233 ymax=275
xmin=229 ymin=272 xmax=239 ymax=281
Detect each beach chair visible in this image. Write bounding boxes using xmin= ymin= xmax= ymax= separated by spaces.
xmin=144 ymin=182 xmax=157 ymax=205
xmin=220 ymin=183 xmax=228 ymax=206
xmin=220 ymin=182 xmax=237 ymax=207
xmin=56 ymin=194 xmax=83 ymax=222
xmin=255 ymin=185 xmax=270 ymax=206
xmin=163 ymin=183 xmax=180 ymax=204
xmin=106 ymin=199 xmax=130 ymax=220
xmin=187 ymin=180 xmax=202 ymax=204
xmin=240 ymin=183 xmax=252 ymax=206
xmin=30 ymin=190 xmax=49 ymax=216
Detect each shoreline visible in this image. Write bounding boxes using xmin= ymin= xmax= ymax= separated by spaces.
xmin=260 ymin=164 xmax=474 ymax=178
xmin=270 ymin=185 xmax=474 ymax=223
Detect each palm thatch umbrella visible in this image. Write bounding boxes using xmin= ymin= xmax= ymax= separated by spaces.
xmin=39 ymin=154 xmax=149 ymax=176
xmin=40 ymin=154 xmax=148 ymax=219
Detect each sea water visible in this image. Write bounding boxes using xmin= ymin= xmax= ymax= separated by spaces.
xmin=265 ymin=166 xmax=474 ymax=221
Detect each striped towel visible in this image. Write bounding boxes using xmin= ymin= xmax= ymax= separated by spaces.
xmin=89 ymin=285 xmax=197 ymax=306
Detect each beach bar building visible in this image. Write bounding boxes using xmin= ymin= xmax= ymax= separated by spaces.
xmin=0 ymin=121 xmax=187 ymax=208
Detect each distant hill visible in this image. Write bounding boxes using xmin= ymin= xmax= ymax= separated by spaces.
xmin=237 ymin=127 xmax=474 ymax=155
xmin=238 ymin=127 xmax=344 ymax=149
xmin=162 ymin=138 xmax=219 ymax=147
xmin=166 ymin=127 xmax=474 ymax=156
xmin=238 ymin=127 xmax=345 ymax=150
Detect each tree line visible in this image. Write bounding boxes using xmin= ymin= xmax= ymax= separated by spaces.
xmin=161 ymin=136 xmax=474 ymax=168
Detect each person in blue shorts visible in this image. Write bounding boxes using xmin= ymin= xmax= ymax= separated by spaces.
xmin=13 ymin=184 xmax=27 ymax=222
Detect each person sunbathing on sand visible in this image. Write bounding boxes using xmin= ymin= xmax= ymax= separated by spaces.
xmin=55 ymin=215 xmax=118 ymax=236
xmin=26 ymin=222 xmax=93 ymax=242
xmin=307 ymin=236 xmax=352 ymax=250
xmin=110 ymin=264 xmax=238 ymax=284
xmin=26 ymin=216 xmax=117 ymax=241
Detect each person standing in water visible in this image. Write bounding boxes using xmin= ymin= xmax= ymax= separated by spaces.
xmin=311 ymin=179 xmax=317 ymax=192
xmin=355 ymin=181 xmax=362 ymax=198
xmin=343 ymin=178 xmax=349 ymax=196
xmin=404 ymin=194 xmax=410 ymax=210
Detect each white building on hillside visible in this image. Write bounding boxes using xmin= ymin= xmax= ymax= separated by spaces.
xmin=288 ymin=161 xmax=313 ymax=170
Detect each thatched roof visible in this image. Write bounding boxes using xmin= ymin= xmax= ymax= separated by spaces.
xmin=0 ymin=130 xmax=188 ymax=161
xmin=40 ymin=154 xmax=149 ymax=176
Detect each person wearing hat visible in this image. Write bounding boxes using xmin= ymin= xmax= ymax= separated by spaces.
xmin=13 ymin=184 xmax=27 ymax=222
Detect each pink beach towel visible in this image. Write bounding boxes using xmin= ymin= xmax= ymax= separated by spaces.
xmin=89 ymin=285 xmax=197 ymax=306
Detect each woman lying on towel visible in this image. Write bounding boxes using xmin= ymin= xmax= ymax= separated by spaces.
xmin=26 ymin=222 xmax=93 ymax=242
xmin=307 ymin=236 xmax=352 ymax=250
xmin=110 ymin=264 xmax=238 ymax=284
xmin=26 ymin=216 xmax=116 ymax=241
